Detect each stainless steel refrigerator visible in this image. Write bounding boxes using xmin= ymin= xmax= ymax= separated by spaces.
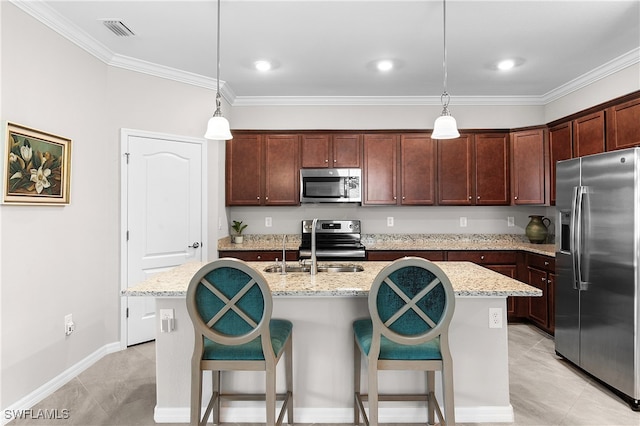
xmin=556 ymin=147 xmax=640 ymax=410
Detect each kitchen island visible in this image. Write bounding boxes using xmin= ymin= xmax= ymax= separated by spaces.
xmin=124 ymin=260 xmax=540 ymax=424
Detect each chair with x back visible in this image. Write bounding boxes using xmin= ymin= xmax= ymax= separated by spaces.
xmin=186 ymin=258 xmax=293 ymax=426
xmin=353 ymin=257 xmax=456 ymax=426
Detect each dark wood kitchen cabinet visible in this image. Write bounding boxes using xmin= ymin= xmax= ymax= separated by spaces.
xmin=606 ymin=97 xmax=640 ymax=151
xmin=226 ymin=133 xmax=299 ymax=206
xmin=362 ymin=134 xmax=399 ymax=205
xmin=524 ymin=253 xmax=555 ymax=334
xmin=219 ymin=250 xmax=298 ymax=261
xmin=301 ymin=133 xmax=362 ymax=168
xmin=400 ymin=134 xmax=436 ymax=205
xmin=510 ymin=128 xmax=547 ymax=205
xmin=548 ymin=122 xmax=573 ymax=205
xmin=573 ymin=111 xmax=605 ymax=157
xmin=437 ymin=133 xmax=509 ymax=205
xmin=366 ymin=250 xmax=445 ymax=261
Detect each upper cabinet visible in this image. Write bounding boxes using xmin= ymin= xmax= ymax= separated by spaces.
xmin=511 ymin=128 xmax=547 ymax=205
xmin=573 ymin=111 xmax=605 ymax=157
xmin=606 ymin=97 xmax=640 ymax=151
xmin=548 ymin=122 xmax=573 ymax=205
xmin=400 ymin=134 xmax=436 ymax=205
xmin=437 ymin=133 xmax=509 ymax=205
xmin=362 ymin=134 xmax=399 ymax=205
xmin=301 ymin=133 xmax=361 ymax=168
xmin=226 ymin=133 xmax=299 ymax=206
xmin=362 ymin=133 xmax=436 ymax=206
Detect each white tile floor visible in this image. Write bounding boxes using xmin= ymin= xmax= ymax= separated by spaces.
xmin=8 ymin=323 xmax=640 ymax=425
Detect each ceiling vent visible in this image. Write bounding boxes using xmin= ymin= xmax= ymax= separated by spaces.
xmin=101 ymin=20 xmax=135 ymax=37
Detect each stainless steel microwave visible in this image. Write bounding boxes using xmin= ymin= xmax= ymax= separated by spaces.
xmin=300 ymin=168 xmax=362 ymax=203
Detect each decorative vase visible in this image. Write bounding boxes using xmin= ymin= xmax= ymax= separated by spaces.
xmin=232 ymin=235 xmax=244 ymax=244
xmin=525 ymin=215 xmax=551 ymax=244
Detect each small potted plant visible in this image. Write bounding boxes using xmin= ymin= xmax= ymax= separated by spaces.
xmin=231 ymin=220 xmax=248 ymax=244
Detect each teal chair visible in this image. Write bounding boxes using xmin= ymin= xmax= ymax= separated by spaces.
xmin=353 ymin=257 xmax=456 ymax=426
xmin=186 ymin=258 xmax=293 ymax=426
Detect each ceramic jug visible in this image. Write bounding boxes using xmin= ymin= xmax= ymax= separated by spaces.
xmin=525 ymin=215 xmax=551 ymax=244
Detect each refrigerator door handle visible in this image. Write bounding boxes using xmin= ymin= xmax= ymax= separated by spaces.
xmin=571 ymin=185 xmax=587 ymax=290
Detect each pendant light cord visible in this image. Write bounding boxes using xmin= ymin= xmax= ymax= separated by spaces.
xmin=216 ymin=0 xmax=221 ymax=97
xmin=441 ymin=0 xmax=450 ymax=110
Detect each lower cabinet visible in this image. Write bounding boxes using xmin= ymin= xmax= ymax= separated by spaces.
xmin=366 ymin=250 xmax=445 ymax=261
xmin=523 ymin=253 xmax=556 ymax=334
xmin=219 ymin=250 xmax=297 ymax=262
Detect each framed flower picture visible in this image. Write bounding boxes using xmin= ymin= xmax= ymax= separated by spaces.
xmin=3 ymin=122 xmax=72 ymax=205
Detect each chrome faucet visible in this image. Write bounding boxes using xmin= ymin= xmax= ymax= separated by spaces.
xmin=281 ymin=234 xmax=287 ymax=275
xmin=310 ymin=218 xmax=318 ymax=275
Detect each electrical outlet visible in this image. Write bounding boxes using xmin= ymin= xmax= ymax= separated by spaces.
xmin=507 ymin=216 xmax=515 ymax=227
xmin=64 ymin=314 xmax=75 ymax=336
xmin=265 ymin=217 xmax=272 ymax=227
xmin=160 ymin=309 xmax=175 ymax=333
xmin=387 ymin=217 xmax=394 ymax=227
xmin=489 ymin=308 xmax=503 ymax=329
xmin=460 ymin=217 xmax=467 ymax=227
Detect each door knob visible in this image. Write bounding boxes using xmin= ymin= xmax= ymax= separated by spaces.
xmin=189 ymin=242 xmax=200 ymax=249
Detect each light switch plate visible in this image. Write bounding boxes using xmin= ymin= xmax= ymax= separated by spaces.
xmin=507 ymin=216 xmax=515 ymax=227
xmin=265 ymin=217 xmax=272 ymax=227
xmin=460 ymin=217 xmax=467 ymax=227
xmin=387 ymin=217 xmax=394 ymax=227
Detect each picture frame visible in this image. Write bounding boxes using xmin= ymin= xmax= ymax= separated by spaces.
xmin=3 ymin=122 xmax=72 ymax=205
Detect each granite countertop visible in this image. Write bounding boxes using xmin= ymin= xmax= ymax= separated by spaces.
xmin=122 ymin=260 xmax=541 ymax=298
xmin=218 ymin=233 xmax=556 ymax=257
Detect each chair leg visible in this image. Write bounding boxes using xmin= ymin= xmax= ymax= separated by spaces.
xmin=368 ymin=363 xmax=378 ymax=426
xmin=212 ymin=370 xmax=220 ymax=425
xmin=266 ymin=367 xmax=276 ymax=426
xmin=191 ymin=362 xmax=202 ymax=426
xmin=285 ymin=336 xmax=294 ymax=425
xmin=353 ymin=338 xmax=362 ymax=425
xmin=426 ymin=371 xmax=435 ymax=426
xmin=443 ymin=364 xmax=455 ymax=426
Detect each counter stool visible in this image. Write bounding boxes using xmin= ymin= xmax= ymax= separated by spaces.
xmin=353 ymin=257 xmax=456 ymax=426
xmin=186 ymin=258 xmax=293 ymax=426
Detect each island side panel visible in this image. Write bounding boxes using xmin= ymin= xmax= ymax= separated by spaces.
xmin=153 ymin=295 xmax=512 ymax=423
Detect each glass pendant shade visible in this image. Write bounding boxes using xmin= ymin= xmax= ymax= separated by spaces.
xmin=432 ymin=113 xmax=460 ymax=139
xmin=204 ymin=114 xmax=232 ymax=140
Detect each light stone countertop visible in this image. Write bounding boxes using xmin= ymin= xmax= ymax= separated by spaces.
xmin=218 ymin=233 xmax=556 ymax=257
xmin=122 ymin=260 xmax=541 ymax=298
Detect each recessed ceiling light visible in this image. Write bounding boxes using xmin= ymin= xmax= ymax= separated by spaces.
xmin=254 ymin=60 xmax=272 ymax=72
xmin=497 ymin=59 xmax=516 ymax=71
xmin=376 ymin=60 xmax=394 ymax=72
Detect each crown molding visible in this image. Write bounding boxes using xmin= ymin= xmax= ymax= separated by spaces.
xmin=11 ymin=0 xmax=639 ymax=108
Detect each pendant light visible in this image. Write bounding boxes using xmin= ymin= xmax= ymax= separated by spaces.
xmin=431 ymin=0 xmax=460 ymax=140
xmin=204 ymin=0 xmax=233 ymax=140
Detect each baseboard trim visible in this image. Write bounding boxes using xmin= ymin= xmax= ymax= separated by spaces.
xmin=154 ymin=404 xmax=514 ymax=423
xmin=1 ymin=342 xmax=121 ymax=426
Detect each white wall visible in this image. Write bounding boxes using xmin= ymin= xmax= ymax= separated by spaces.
xmin=0 ymin=3 xmax=227 ymax=411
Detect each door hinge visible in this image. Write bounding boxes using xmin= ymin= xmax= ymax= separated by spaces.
xmin=126 ymin=307 xmax=129 ymax=318
xmin=124 ymin=152 xmax=130 ymax=164
xmin=126 ymin=230 xmax=129 ymax=241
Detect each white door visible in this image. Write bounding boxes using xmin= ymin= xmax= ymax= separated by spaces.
xmin=122 ymin=131 xmax=205 ymax=346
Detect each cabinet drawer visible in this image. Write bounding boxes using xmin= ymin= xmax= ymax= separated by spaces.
xmin=219 ymin=250 xmax=297 ymax=261
xmin=367 ymin=250 xmax=445 ymax=261
xmin=446 ymin=250 xmax=517 ymax=264
xmin=527 ymin=253 xmax=555 ymax=271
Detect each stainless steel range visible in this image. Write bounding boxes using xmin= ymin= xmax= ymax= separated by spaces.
xmin=298 ymin=219 xmax=365 ymax=260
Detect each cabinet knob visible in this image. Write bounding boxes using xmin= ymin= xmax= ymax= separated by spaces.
xmin=541 ymin=277 xmax=546 ymax=282
xmin=266 ymin=196 xmax=269 ymax=200
xmin=257 ymin=196 xmax=260 ymax=200
xmin=514 ymin=196 xmax=518 ymax=200
xmin=333 ymin=159 xmax=337 ymax=163
xmin=544 ymin=261 xmax=549 ymax=266
xmin=325 ymin=159 xmax=329 ymax=163
xmin=402 ymin=196 xmax=406 ymax=200
xmin=480 ymin=255 xmax=485 ymax=260
xmin=393 ymin=196 xmax=397 ymax=200
xmin=468 ymin=196 xmax=472 ymax=200
xmin=257 ymin=255 xmax=262 ymax=260
xmin=477 ymin=196 xmax=480 ymax=200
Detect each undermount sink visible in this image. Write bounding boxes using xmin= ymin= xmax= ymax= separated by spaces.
xmin=263 ymin=263 xmax=364 ymax=273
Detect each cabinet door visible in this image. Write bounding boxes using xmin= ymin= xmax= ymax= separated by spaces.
xmin=606 ymin=97 xmax=640 ymax=151
xmin=573 ymin=111 xmax=605 ymax=157
xmin=264 ymin=135 xmax=300 ymax=205
xmin=400 ymin=134 xmax=436 ymax=205
xmin=475 ymin=133 xmax=509 ymax=205
xmin=437 ymin=134 xmax=473 ymax=205
xmin=527 ymin=266 xmax=549 ymax=329
xmin=511 ymin=129 xmax=546 ymax=205
xmin=301 ymin=134 xmax=331 ymax=168
xmin=363 ymin=134 xmax=398 ymax=205
xmin=549 ymin=122 xmax=573 ymax=205
xmin=226 ymin=134 xmax=262 ymax=206
xmin=548 ymin=272 xmax=555 ymax=334
xmin=333 ymin=134 xmax=362 ymax=168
